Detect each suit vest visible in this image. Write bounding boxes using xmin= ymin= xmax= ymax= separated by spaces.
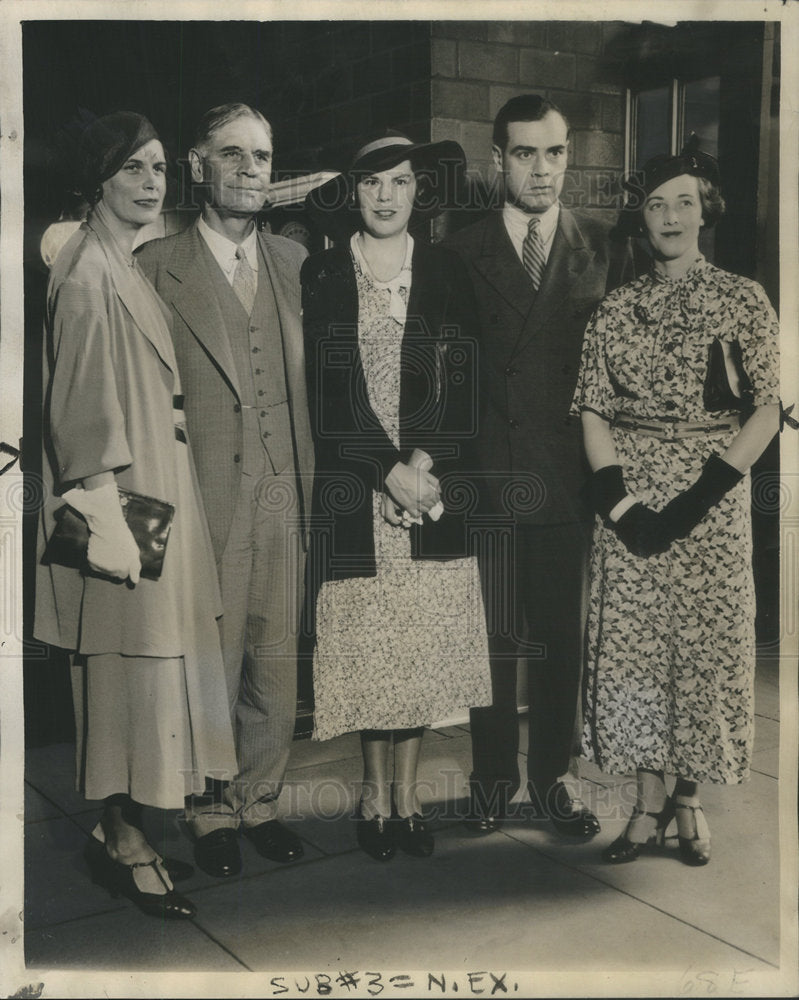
xmin=202 ymin=240 xmax=296 ymax=477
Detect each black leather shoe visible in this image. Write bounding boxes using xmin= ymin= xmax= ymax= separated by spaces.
xmin=194 ymin=828 xmax=242 ymax=878
xmin=356 ymin=811 xmax=395 ymax=862
xmin=463 ymin=814 xmax=502 ymax=834
xmin=243 ymin=820 xmax=304 ymax=863
xmin=395 ymin=814 xmax=434 ymax=857
xmin=157 ymin=855 xmax=194 ymax=882
xmin=85 ymin=840 xmax=196 ymax=919
xmin=602 ymin=800 xmax=675 ymax=864
xmin=546 ymin=781 xmax=601 ymax=838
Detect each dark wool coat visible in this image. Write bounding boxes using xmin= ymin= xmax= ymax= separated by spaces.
xmin=301 ymin=240 xmax=483 ymax=585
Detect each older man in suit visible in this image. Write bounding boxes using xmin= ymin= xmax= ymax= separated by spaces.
xmin=447 ymin=94 xmax=631 ymax=837
xmin=138 ymin=103 xmax=313 ymax=877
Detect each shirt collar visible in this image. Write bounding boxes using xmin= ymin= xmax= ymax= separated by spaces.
xmin=197 ymin=214 xmax=259 ymax=276
xmin=502 ymin=200 xmax=560 ymax=247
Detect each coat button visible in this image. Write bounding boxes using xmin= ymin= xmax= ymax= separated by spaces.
xmin=233 ymin=403 xmax=241 ymax=413
xmin=509 ymin=418 xmax=520 ymax=429
xmin=505 ymin=366 xmax=518 ymax=377
xmin=664 ymin=369 xmax=674 ymax=381
xmin=664 ymin=399 xmax=677 ymax=411
xmin=233 ymin=454 xmax=241 ymax=463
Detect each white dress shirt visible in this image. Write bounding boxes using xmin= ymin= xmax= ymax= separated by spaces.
xmin=502 ymin=201 xmax=560 ymax=268
xmin=197 ymin=214 xmax=259 ymax=285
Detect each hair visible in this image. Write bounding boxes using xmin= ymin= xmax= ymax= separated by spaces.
xmin=193 ymin=103 xmax=272 ymax=152
xmin=696 ymin=176 xmax=726 ymax=228
xmin=630 ymin=174 xmax=726 ymax=236
xmin=492 ymin=94 xmax=570 ymax=150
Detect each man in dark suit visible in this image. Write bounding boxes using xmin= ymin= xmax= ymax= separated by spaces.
xmin=138 ymin=103 xmax=314 ymax=876
xmin=447 ymin=94 xmax=631 ymax=837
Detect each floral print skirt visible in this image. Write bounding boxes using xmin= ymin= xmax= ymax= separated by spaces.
xmin=312 ymin=493 xmax=492 ymax=741
xmin=582 ymin=427 xmax=756 ymax=784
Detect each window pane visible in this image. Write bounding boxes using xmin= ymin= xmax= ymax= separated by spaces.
xmin=683 ymin=76 xmax=720 ymax=157
xmin=635 ymin=87 xmax=670 ymax=167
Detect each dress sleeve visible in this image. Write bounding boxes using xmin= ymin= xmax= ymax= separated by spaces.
xmin=47 ymin=277 xmax=133 ymax=486
xmin=569 ymin=302 xmax=617 ymax=422
xmin=737 ymin=281 xmax=781 ymax=407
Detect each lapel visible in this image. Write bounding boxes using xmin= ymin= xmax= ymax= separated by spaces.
xmin=472 ymin=212 xmax=537 ymax=320
xmin=257 ymin=230 xmax=306 ymax=410
xmin=164 ymin=220 xmax=241 ymax=399
xmin=511 ymin=207 xmax=596 ymax=358
xmin=88 ymin=215 xmax=176 ymax=376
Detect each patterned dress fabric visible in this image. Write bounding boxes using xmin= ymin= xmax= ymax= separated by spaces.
xmin=311 ymin=237 xmax=492 ymax=741
xmin=571 ymin=257 xmax=780 ymax=783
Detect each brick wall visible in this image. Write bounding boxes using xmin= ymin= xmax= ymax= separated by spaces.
xmin=430 ymin=21 xmax=629 ymax=232
xmin=273 ymin=21 xmax=432 ymax=175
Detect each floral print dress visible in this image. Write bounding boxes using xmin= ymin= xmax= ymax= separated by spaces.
xmin=311 ymin=235 xmax=492 ymax=741
xmin=570 ymin=257 xmax=779 ymax=783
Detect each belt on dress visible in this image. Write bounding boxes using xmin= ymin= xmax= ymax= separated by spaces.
xmin=612 ymin=412 xmax=737 ymax=438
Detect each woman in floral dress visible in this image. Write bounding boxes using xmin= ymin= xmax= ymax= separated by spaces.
xmin=302 ymin=131 xmax=492 ymax=862
xmin=571 ymin=143 xmax=780 ymax=866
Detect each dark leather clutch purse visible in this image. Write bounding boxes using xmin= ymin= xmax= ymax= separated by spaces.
xmin=44 ymin=489 xmax=175 ymax=581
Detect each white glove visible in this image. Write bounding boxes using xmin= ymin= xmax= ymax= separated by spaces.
xmin=408 ymin=450 xmax=444 ymax=522
xmin=63 ymin=483 xmax=141 ymax=584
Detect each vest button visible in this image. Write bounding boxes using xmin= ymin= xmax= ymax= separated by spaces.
xmin=252 ymin=346 xmax=260 ymax=353
xmin=233 ymin=454 xmax=241 ymax=463
xmin=233 ymin=403 xmax=241 ymax=413
xmin=260 ymin=411 xmax=267 ymax=417
xmin=255 ymin=368 xmax=262 ymax=375
xmin=250 ymin=326 xmax=257 ymax=333
xmin=258 ymin=389 xmax=265 ymax=396
xmin=263 ymin=431 xmax=271 ymax=438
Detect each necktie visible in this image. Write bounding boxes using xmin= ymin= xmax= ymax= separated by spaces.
xmin=232 ymin=247 xmax=257 ymax=315
xmin=522 ymin=216 xmax=546 ymax=291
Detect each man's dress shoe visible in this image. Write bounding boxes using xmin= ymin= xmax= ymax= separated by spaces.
xmin=547 ymin=781 xmax=601 ymax=838
xmin=244 ymin=820 xmax=304 ymax=863
xmin=194 ymin=828 xmax=242 ymax=878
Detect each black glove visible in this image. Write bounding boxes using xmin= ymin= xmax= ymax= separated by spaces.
xmin=589 ymin=465 xmax=669 ymax=557
xmin=614 ymin=502 xmax=670 ymax=558
xmin=658 ymin=454 xmax=743 ymax=543
xmin=589 ymin=465 xmax=629 ymax=520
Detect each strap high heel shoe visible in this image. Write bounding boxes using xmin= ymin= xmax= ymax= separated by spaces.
xmin=602 ymin=798 xmax=675 ymax=864
xmin=84 ymin=838 xmax=197 ymax=919
xmin=674 ymin=800 xmax=711 ymax=866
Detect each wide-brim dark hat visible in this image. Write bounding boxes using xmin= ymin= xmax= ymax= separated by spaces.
xmin=614 ymin=133 xmax=721 ymax=238
xmin=306 ymin=129 xmax=467 ymax=241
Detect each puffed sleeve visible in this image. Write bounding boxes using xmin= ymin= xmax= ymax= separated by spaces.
xmin=47 ymin=277 xmax=133 ymax=485
xmin=569 ymin=301 xmax=617 ymax=422
xmin=737 ymin=280 xmax=781 ymax=408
